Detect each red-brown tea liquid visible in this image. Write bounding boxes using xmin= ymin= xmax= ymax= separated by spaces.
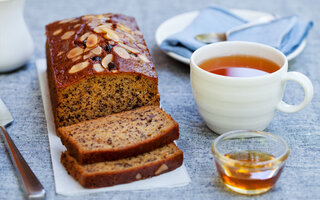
xmin=199 ymin=55 xmax=280 ymax=77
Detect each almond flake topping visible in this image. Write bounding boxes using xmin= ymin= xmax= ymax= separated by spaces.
xmin=61 ymin=31 xmax=75 ymax=40
xmin=67 ymin=47 xmax=84 ymax=59
xmin=137 ymin=44 xmax=147 ymax=50
xmin=59 ymin=18 xmax=76 ymax=24
xmin=101 ymin=54 xmax=113 ymax=68
xmin=118 ymin=43 xmax=139 ymax=54
xmin=72 ymin=55 xmax=82 ymax=62
xmin=69 ymin=61 xmax=89 ymax=73
xmin=113 ymin=46 xmax=130 ymax=59
xmin=117 ymin=23 xmax=131 ymax=32
xmin=92 ymin=27 xmax=101 ymax=33
xmin=103 ymin=29 xmax=120 ymax=42
xmin=99 ymin=24 xmax=113 ymax=31
xmin=96 ymin=14 xmax=110 ymax=21
xmin=79 ymin=33 xmax=90 ymax=42
xmin=138 ymin=54 xmax=150 ymax=63
xmin=130 ymin=54 xmax=139 ymax=60
xmin=124 ymin=32 xmax=135 ymax=41
xmin=57 ymin=51 xmax=64 ymax=57
xmin=93 ymin=63 xmax=104 ymax=72
xmin=53 ymin=29 xmax=63 ymax=36
xmin=93 ymin=23 xmax=112 ymax=33
xmin=88 ymin=20 xmax=102 ymax=28
xmin=91 ymin=46 xmax=102 ymax=55
xmin=82 ymin=15 xmax=95 ymax=20
xmin=135 ymin=30 xmax=143 ymax=36
xmin=86 ymin=34 xmax=98 ymax=48
xmin=83 ymin=52 xmax=94 ymax=60
xmin=73 ymin=24 xmax=81 ymax=28
xmin=84 ymin=47 xmax=94 ymax=53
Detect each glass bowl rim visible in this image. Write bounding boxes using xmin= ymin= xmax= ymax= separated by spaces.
xmin=212 ymin=130 xmax=290 ymax=167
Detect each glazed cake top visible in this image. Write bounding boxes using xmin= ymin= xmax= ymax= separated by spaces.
xmin=46 ymin=13 xmax=157 ymax=87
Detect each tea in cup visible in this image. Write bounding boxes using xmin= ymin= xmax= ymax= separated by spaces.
xmin=190 ymin=41 xmax=313 ymax=134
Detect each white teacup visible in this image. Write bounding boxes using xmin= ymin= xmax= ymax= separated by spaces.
xmin=190 ymin=41 xmax=313 ymax=134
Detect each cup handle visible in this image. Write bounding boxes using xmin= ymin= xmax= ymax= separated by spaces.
xmin=277 ymin=71 xmax=313 ymax=113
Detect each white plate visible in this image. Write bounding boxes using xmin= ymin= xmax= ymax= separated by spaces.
xmin=155 ymin=9 xmax=306 ymax=64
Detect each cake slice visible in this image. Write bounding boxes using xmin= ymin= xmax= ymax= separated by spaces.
xmin=57 ymin=106 xmax=179 ymax=164
xmin=61 ymin=143 xmax=183 ymax=188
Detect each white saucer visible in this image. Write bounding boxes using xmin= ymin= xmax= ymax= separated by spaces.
xmin=155 ymin=9 xmax=306 ymax=64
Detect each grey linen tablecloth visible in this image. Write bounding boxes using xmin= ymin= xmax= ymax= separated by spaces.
xmin=0 ymin=0 xmax=319 ymax=199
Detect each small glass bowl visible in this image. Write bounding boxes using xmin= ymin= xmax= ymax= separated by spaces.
xmin=212 ymin=130 xmax=290 ymax=195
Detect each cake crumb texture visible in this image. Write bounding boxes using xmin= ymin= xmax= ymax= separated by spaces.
xmin=61 ymin=143 xmax=183 ymax=188
xmin=57 ymin=105 xmax=179 ymax=164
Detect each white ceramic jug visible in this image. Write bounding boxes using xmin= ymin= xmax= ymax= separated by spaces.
xmin=0 ymin=0 xmax=34 ymax=72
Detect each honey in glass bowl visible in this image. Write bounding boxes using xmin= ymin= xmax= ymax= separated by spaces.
xmin=212 ymin=130 xmax=289 ymax=195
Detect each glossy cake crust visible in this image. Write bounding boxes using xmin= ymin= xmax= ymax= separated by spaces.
xmin=46 ymin=13 xmax=157 ymax=88
xmin=46 ymin=13 xmax=160 ymax=127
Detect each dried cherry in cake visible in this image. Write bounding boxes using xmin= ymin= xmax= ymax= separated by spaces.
xmin=104 ymin=44 xmax=113 ymax=52
xmin=91 ymin=56 xmax=101 ymax=62
xmin=108 ymin=62 xmax=116 ymax=70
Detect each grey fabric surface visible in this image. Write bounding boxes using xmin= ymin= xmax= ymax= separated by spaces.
xmin=0 ymin=0 xmax=319 ymax=199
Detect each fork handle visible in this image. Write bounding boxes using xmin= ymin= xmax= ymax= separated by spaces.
xmin=0 ymin=126 xmax=46 ymax=200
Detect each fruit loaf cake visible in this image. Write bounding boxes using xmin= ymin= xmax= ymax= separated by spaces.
xmin=46 ymin=13 xmax=160 ymax=128
xmin=57 ymin=105 xmax=179 ymax=164
xmin=61 ymin=143 xmax=183 ymax=188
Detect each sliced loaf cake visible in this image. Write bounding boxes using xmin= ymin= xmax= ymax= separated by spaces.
xmin=57 ymin=105 xmax=179 ymax=164
xmin=61 ymin=142 xmax=183 ymax=188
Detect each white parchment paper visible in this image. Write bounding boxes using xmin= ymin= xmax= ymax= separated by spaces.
xmin=36 ymin=59 xmax=191 ymax=196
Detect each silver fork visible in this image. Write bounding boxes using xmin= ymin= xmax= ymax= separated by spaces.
xmin=0 ymin=98 xmax=45 ymax=199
